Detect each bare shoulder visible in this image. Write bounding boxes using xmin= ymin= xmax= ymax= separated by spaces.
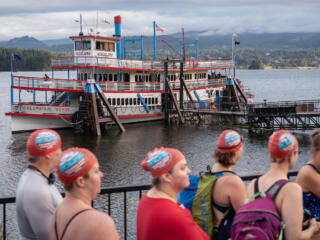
xmin=280 ymin=181 xmax=302 ymax=198
xmin=80 ymin=210 xmax=119 ymax=239
xmin=297 ymin=164 xmax=317 ymax=183
xmin=246 ymin=179 xmax=256 ymax=197
xmin=297 ymin=164 xmax=312 ymax=179
xmin=86 ymin=210 xmax=116 ymax=227
xmin=222 ymin=173 xmax=244 ymax=185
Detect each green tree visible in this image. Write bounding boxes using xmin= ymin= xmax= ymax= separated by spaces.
xmin=248 ymin=58 xmax=264 ymax=69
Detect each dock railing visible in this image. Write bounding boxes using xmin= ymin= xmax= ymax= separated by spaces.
xmin=0 ymin=171 xmax=298 ymax=240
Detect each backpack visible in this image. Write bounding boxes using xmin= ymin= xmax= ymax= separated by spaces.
xmin=177 ymin=169 xmax=235 ymax=239
xmin=231 ymin=178 xmax=288 ymax=240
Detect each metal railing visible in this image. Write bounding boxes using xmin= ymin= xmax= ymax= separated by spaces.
xmin=51 ymin=56 xmax=233 ymax=70
xmin=0 ymin=171 xmax=298 ymax=240
xmin=12 ymin=75 xmax=227 ymax=93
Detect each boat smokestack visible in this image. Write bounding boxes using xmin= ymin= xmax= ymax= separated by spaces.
xmin=114 ymin=15 xmax=121 ymax=58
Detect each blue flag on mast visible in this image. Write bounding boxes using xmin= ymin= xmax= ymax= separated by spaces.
xmin=13 ymin=54 xmax=21 ymax=61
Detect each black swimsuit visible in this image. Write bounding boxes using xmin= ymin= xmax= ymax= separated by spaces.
xmin=54 ymin=209 xmax=91 ymax=240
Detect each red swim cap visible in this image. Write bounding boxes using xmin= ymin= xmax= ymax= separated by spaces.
xmin=217 ymin=130 xmax=243 ymax=153
xmin=141 ymin=147 xmax=185 ymax=178
xmin=268 ymin=130 xmax=298 ymax=159
xmin=27 ymin=129 xmax=61 ymax=157
xmin=56 ymin=148 xmax=98 ymax=186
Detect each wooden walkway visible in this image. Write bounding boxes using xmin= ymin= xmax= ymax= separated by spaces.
xmin=169 ymin=99 xmax=320 ymax=131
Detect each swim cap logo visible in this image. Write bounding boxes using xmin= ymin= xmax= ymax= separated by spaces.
xmin=59 ymin=151 xmax=88 ymax=176
xmin=278 ymin=134 xmax=294 ymax=152
xmin=225 ymin=132 xmax=240 ymax=146
xmin=147 ymin=150 xmax=172 ymax=172
xmin=35 ymin=131 xmax=58 ymax=151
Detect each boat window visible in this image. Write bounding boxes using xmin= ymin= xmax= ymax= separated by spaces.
xmin=152 ymin=98 xmax=155 ymax=104
xmin=96 ymin=41 xmax=105 ymax=50
xmin=138 ymin=98 xmax=141 ymax=105
xmin=114 ymin=74 xmax=117 ymax=81
xmin=129 ymin=98 xmax=132 ymax=105
xmin=109 ymin=74 xmax=112 ymax=81
xmin=94 ymin=74 xmax=97 ymax=80
xmin=133 ymin=98 xmax=137 ymax=105
xmin=107 ymin=42 xmax=115 ymax=52
xmin=117 ymin=98 xmax=120 ymax=105
xmin=121 ymin=98 xmax=124 ymax=105
xmin=84 ymin=73 xmax=87 ymax=80
xmin=108 ymin=98 xmax=111 ymax=104
xmin=83 ymin=41 xmax=91 ymax=50
xmin=125 ymin=98 xmax=129 ymax=105
xmin=103 ymin=74 xmax=107 ymax=81
xmin=194 ymin=73 xmax=197 ymax=79
xmin=139 ymin=75 xmax=142 ymax=82
xmin=155 ymin=98 xmax=158 ymax=104
xmin=75 ymin=41 xmax=82 ymax=50
xmin=99 ymin=74 xmax=102 ymax=81
xmin=135 ymin=75 xmax=138 ymax=82
xmin=146 ymin=75 xmax=149 ymax=82
xmin=112 ymin=98 xmax=116 ymax=105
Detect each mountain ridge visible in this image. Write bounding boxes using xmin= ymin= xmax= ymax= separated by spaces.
xmin=0 ymin=32 xmax=319 ymax=52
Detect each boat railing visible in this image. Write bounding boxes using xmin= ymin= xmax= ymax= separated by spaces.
xmin=248 ymin=99 xmax=320 ymax=113
xmin=51 ymin=56 xmax=234 ymax=70
xmin=0 ymin=171 xmax=298 ymax=240
xmin=12 ymin=75 xmax=226 ymax=93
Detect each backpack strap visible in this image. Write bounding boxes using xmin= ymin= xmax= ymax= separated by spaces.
xmin=266 ymin=179 xmax=288 ymax=201
xmin=254 ymin=176 xmax=260 ymax=194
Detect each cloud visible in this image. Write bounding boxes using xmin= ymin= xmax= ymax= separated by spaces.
xmin=0 ymin=0 xmax=319 ymax=41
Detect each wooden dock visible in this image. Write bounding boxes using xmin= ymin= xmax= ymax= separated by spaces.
xmin=169 ymin=99 xmax=320 ymax=131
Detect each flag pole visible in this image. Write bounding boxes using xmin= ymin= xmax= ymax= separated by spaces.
xmin=10 ymin=52 xmax=14 ymax=104
xmin=153 ymin=21 xmax=156 ymax=61
xmin=232 ymin=34 xmax=235 ymax=79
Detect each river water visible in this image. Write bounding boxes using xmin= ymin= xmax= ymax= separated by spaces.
xmin=0 ymin=69 xmax=319 ymax=239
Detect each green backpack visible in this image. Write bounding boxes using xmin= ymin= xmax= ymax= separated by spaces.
xmin=178 ymin=170 xmax=234 ymax=239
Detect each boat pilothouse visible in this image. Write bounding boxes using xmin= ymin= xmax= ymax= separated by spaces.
xmin=6 ymin=14 xmax=245 ymax=133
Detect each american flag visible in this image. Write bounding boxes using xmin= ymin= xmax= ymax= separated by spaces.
xmin=155 ymin=23 xmax=164 ymax=32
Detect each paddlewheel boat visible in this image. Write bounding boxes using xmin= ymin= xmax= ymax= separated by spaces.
xmin=6 ymin=15 xmax=250 ymax=133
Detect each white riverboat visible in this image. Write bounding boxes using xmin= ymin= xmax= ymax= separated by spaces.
xmin=6 ymin=15 xmax=244 ymax=133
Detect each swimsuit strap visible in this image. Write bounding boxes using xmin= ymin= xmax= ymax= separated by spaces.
xmin=55 ymin=208 xmax=91 ymax=240
xmin=306 ymin=163 xmax=320 ymax=174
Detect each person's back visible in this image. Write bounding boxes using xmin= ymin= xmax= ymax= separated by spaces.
xmin=16 ymin=168 xmax=62 ymax=240
xmin=16 ymin=129 xmax=63 ymax=240
xmin=136 ymin=147 xmax=209 ymax=240
xmin=50 ymin=147 xmax=119 ymax=240
xmin=296 ymin=129 xmax=320 ymax=221
xmin=52 ymin=199 xmax=117 ymax=240
xmin=137 ymin=194 xmax=206 ymax=240
xmin=211 ymin=130 xmax=246 ymax=239
xmin=246 ymin=130 xmax=320 ymax=240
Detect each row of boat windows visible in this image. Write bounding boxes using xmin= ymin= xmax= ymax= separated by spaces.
xmin=78 ymin=73 xmax=161 ymax=82
xmin=107 ymin=97 xmax=159 ymax=106
xmin=78 ymin=73 xmax=207 ymax=82
xmin=167 ymin=73 xmax=207 ymax=81
xmin=75 ymin=41 xmax=115 ymax=52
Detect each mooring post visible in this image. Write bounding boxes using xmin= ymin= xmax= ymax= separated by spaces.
xmin=179 ymin=60 xmax=184 ymax=109
xmin=164 ymin=61 xmax=169 ymax=123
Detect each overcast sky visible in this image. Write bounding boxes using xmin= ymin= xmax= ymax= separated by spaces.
xmin=0 ymin=0 xmax=319 ymax=41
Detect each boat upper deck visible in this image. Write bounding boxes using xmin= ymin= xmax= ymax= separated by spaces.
xmin=52 ymin=56 xmax=234 ymax=71
xmin=11 ymin=75 xmax=227 ymax=93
